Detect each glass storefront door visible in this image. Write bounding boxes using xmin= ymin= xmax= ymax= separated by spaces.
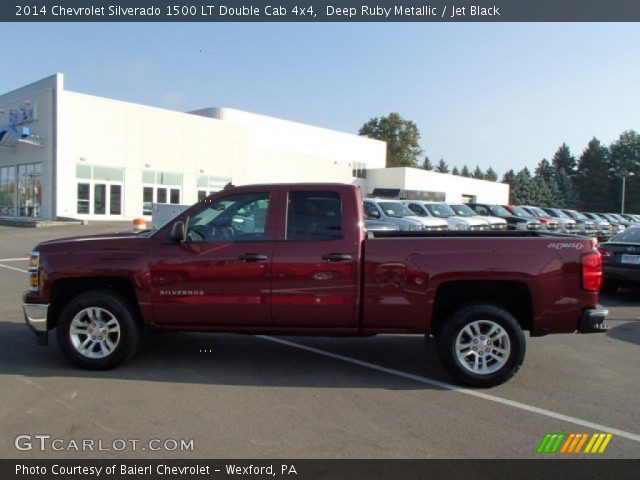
xmin=76 ymin=180 xmax=123 ymax=216
xmin=17 ymin=163 xmax=42 ymax=217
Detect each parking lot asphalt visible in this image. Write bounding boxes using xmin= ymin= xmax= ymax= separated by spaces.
xmin=0 ymin=223 xmax=638 ymax=459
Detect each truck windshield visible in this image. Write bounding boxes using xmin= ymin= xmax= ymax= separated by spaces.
xmin=488 ymin=205 xmax=511 ymax=217
xmin=450 ymin=204 xmax=477 ymax=217
xmin=378 ymin=202 xmax=414 ymax=217
xmin=530 ymin=207 xmax=551 ymax=218
xmin=546 ymin=208 xmax=569 ymax=219
xmin=566 ymin=210 xmax=588 ymax=220
xmin=509 ymin=206 xmax=531 ymax=218
xmin=426 ymin=203 xmax=455 ymax=218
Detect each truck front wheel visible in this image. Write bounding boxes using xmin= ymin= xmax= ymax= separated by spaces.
xmin=436 ymin=304 xmax=526 ymax=387
xmin=56 ymin=290 xmax=141 ymax=370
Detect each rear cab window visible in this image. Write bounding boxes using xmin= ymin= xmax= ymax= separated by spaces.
xmin=286 ymin=191 xmax=343 ymax=241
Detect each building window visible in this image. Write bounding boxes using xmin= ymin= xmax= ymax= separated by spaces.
xmin=0 ymin=166 xmax=16 ymax=216
xmin=461 ymin=194 xmax=476 ymax=204
xmin=197 ymin=175 xmax=231 ymax=201
xmin=18 ymin=163 xmax=42 ymax=217
xmin=142 ymin=170 xmax=183 ymax=215
xmin=75 ymin=164 xmax=124 ymax=216
xmin=352 ymin=162 xmax=367 ymax=179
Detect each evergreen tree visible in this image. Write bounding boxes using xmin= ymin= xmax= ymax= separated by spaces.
xmin=435 ymin=158 xmax=450 ymax=173
xmin=422 ymin=156 xmax=434 ymax=171
xmin=461 ymin=165 xmax=471 ymax=177
xmin=534 ymin=159 xmax=555 ymax=183
xmin=609 ymin=130 xmax=640 ymax=213
xmin=472 ymin=166 xmax=485 ymax=180
xmin=485 ymin=167 xmax=498 ymax=182
xmin=552 ymin=143 xmax=577 ymax=176
xmin=511 ymin=168 xmax=539 ymax=205
xmin=502 ymin=169 xmax=516 ymax=185
xmin=575 ymin=138 xmax=612 ymax=212
xmin=451 ymin=166 xmax=460 ymax=176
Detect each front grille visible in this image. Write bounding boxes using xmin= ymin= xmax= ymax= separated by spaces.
xmin=491 ymin=223 xmax=508 ymax=230
xmin=470 ymin=225 xmax=489 ymax=231
xmin=565 ymin=224 xmax=577 ymax=231
xmin=527 ymin=223 xmax=542 ymax=230
xmin=547 ymin=223 xmax=559 ymax=231
xmin=425 ymin=225 xmax=448 ymax=232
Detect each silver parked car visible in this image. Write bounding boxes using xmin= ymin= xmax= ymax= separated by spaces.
xmin=404 ymin=201 xmax=490 ymax=231
xmin=449 ymin=203 xmax=508 ymax=230
xmin=363 ymin=199 xmax=448 ymax=231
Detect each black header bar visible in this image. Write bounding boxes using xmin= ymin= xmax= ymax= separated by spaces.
xmin=3 ymin=1 xmax=640 ymax=22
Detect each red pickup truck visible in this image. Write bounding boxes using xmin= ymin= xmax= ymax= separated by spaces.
xmin=22 ymin=184 xmax=608 ymax=387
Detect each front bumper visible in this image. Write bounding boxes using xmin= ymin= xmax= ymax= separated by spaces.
xmin=578 ymin=307 xmax=610 ymax=333
xmin=22 ymin=302 xmax=49 ymax=345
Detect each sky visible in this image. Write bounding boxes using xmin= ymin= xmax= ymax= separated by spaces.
xmin=2 ymin=22 xmax=639 ymax=176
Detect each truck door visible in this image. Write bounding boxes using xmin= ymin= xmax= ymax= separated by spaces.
xmin=149 ymin=191 xmax=274 ymax=326
xmin=271 ymin=189 xmax=360 ymax=328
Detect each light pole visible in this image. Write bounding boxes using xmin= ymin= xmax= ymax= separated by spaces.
xmin=621 ymin=172 xmax=635 ymax=214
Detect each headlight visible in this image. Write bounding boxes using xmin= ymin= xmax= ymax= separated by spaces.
xmin=408 ymin=223 xmax=422 ymax=231
xmin=28 ymin=250 xmax=40 ymax=291
xmin=457 ymin=224 xmax=469 ymax=231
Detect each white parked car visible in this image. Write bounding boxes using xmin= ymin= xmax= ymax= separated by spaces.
xmin=364 ymin=199 xmax=449 ymax=231
xmin=403 ymin=201 xmax=491 ymax=231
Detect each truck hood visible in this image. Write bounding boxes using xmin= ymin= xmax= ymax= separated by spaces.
xmin=475 ymin=215 xmax=507 ymax=225
xmin=35 ymin=231 xmax=149 ymax=250
xmin=408 ymin=216 xmax=449 ymax=227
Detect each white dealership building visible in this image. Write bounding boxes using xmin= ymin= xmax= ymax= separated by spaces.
xmin=0 ymin=74 xmax=508 ymax=221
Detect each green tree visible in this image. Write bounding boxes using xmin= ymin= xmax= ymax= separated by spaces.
xmin=609 ymin=130 xmax=640 ymax=213
xmin=502 ymin=169 xmax=516 ymax=186
xmin=551 ymin=144 xmax=578 ymax=206
xmin=461 ymin=165 xmax=471 ymax=177
xmin=485 ymin=167 xmax=498 ymax=182
xmin=534 ymin=158 xmax=563 ymax=206
xmin=472 ymin=166 xmax=485 ymax=180
xmin=511 ymin=168 xmax=540 ymax=205
xmin=435 ymin=158 xmax=450 ymax=173
xmin=422 ymin=155 xmax=433 ymax=170
xmin=451 ymin=166 xmax=460 ymax=176
xmin=575 ymin=138 xmax=612 ymax=212
xmin=359 ymin=113 xmax=424 ymax=168
xmin=535 ymin=159 xmax=555 ymax=183
xmin=552 ymin=143 xmax=577 ymax=176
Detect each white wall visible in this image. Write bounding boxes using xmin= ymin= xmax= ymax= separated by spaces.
xmin=366 ymin=168 xmax=509 ymax=204
xmin=61 ymin=91 xmax=386 ymax=219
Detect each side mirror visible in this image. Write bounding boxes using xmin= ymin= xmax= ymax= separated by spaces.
xmin=369 ymin=210 xmax=381 ymax=219
xmin=169 ymin=221 xmax=186 ymax=243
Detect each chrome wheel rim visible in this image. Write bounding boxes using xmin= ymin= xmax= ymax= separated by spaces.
xmin=69 ymin=307 xmax=121 ymax=359
xmin=455 ymin=320 xmax=511 ymax=375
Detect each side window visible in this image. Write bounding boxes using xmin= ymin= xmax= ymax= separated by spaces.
xmin=409 ymin=204 xmax=424 ymax=216
xmin=287 ymin=191 xmax=342 ymax=241
xmin=474 ymin=205 xmax=488 ymax=215
xmin=186 ymin=192 xmax=270 ymax=243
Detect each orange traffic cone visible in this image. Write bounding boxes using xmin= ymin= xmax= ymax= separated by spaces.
xmin=133 ymin=218 xmax=147 ymax=232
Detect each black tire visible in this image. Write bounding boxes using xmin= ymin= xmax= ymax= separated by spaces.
xmin=600 ymin=280 xmax=618 ymax=294
xmin=436 ymin=304 xmax=526 ymax=388
xmin=56 ymin=290 xmax=141 ymax=370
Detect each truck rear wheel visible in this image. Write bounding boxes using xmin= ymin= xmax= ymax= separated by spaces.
xmin=436 ymin=304 xmax=526 ymax=387
xmin=56 ymin=290 xmax=141 ymax=370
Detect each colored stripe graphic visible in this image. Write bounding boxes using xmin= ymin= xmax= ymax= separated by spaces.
xmin=539 ymin=433 xmax=612 ymax=454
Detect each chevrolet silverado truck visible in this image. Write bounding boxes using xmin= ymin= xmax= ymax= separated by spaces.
xmin=22 ymin=184 xmax=609 ymax=387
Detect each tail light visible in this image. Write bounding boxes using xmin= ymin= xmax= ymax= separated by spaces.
xmin=582 ymin=251 xmax=603 ymax=292
xmin=28 ymin=251 xmax=40 ymax=291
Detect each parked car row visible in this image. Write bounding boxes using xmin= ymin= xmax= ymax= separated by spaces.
xmin=363 ymin=197 xmax=640 ymax=242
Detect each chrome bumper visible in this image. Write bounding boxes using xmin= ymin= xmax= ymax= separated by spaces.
xmin=578 ymin=307 xmax=609 ymax=333
xmin=23 ymin=303 xmax=49 ymax=333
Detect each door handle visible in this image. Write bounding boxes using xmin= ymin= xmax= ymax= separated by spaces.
xmin=238 ymin=253 xmax=268 ymax=262
xmin=322 ymin=253 xmax=352 ymax=262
